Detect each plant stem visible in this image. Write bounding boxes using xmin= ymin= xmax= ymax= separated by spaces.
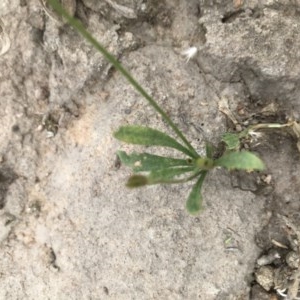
xmin=249 ymin=122 xmax=293 ymax=131
xmin=47 ymin=0 xmax=199 ymax=158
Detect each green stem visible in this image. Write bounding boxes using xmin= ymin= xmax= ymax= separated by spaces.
xmin=47 ymin=0 xmax=198 ymax=158
xmin=197 ymin=170 xmax=208 ymax=189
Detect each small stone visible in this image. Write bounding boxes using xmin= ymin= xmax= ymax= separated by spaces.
xmin=262 ymin=174 xmax=272 ymax=185
xmin=255 ymin=265 xmax=274 ymax=291
xmin=286 ymin=251 xmax=299 ymax=269
xmin=257 ymin=249 xmax=280 ymax=266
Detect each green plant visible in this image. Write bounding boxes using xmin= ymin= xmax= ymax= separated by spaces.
xmin=114 ymin=126 xmax=264 ymax=214
xmin=47 ymin=0 xmax=265 ymax=214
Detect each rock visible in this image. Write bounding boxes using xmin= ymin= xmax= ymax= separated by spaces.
xmin=198 ymin=3 xmax=300 ymax=111
xmin=255 ymin=265 xmax=274 ymax=291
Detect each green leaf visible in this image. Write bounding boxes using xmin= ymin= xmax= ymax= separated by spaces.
xmin=126 ymin=167 xmax=197 ymax=188
xmin=186 ymin=171 xmax=208 ymax=214
xmin=117 ymin=151 xmax=193 ymax=172
xmin=114 ymin=126 xmax=196 ymax=158
xmin=205 ymin=142 xmax=214 ymax=159
xmin=214 ymin=151 xmax=265 ymax=171
xmin=148 ymin=166 xmax=196 ymax=184
xmin=222 ymin=133 xmax=240 ymax=150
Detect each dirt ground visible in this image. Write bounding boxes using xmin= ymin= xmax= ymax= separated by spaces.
xmin=1 ymin=0 xmax=300 ymax=299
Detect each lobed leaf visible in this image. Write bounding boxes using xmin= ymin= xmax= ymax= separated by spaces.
xmin=114 ymin=126 xmax=196 ymax=158
xmin=117 ymin=151 xmax=193 ymax=172
xmin=214 ymin=151 xmax=265 ymax=171
xmin=222 ymin=133 xmax=240 ymax=150
xmin=186 ymin=171 xmax=208 ymax=214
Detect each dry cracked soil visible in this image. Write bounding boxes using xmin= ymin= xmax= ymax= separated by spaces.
xmin=0 ymin=0 xmax=300 ymax=299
